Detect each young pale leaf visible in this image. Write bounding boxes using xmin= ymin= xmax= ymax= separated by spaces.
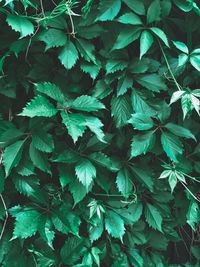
xmin=164 ymin=123 xmax=196 ymax=140
xmin=131 ymin=131 xmax=155 ymax=157
xmin=128 ymin=113 xmax=154 ymax=130
xmin=75 ymin=159 xmax=96 ymax=189
xmin=96 ymin=0 xmax=121 ymax=21
xmin=3 ymin=140 xmax=25 ymax=177
xmin=168 ymin=172 xmax=178 ymax=193
xmin=19 ymin=95 xmax=57 ymax=118
xmin=147 ymin=0 xmax=161 ymax=24
xmin=181 ymin=94 xmax=193 ymax=119
xmin=140 ymin=30 xmax=154 ymax=59
xmin=116 ymin=168 xmax=133 ymax=197
xmin=6 ymin=14 xmax=34 ymax=38
xmin=111 ymin=95 xmax=132 ymax=128
xmin=105 ymin=210 xmax=125 ymax=239
xmin=61 ymin=112 xmax=86 ymax=143
xmin=35 ymin=82 xmax=64 ymax=102
xmin=170 ymin=90 xmax=186 ymax=105
xmin=58 ymin=41 xmax=79 ymax=69
xmin=173 ymin=41 xmax=189 ymax=54
xmin=190 ymin=54 xmax=200 ymax=71
xmin=117 ymin=12 xmax=142 ymax=25
xmin=161 ymin=132 xmax=183 ymax=162
xmin=150 ymin=27 xmax=170 ymax=47
xmin=122 ymin=0 xmax=145 ymax=15
xmin=71 ymin=95 xmax=105 ymax=112
xmin=145 ymin=203 xmax=163 ymax=232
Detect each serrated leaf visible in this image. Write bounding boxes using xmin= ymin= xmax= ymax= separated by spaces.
xmin=122 ymin=0 xmax=145 ymax=15
xmin=131 ymin=131 xmax=155 ymax=157
xmin=147 ymin=0 xmax=161 ymax=24
xmin=140 ymin=30 xmax=154 ymax=59
xmin=35 ymin=82 xmax=64 ymax=102
xmin=116 ymin=168 xmax=133 ymax=197
xmin=150 ymin=27 xmax=170 ymax=47
xmin=89 ymin=152 xmax=119 ymax=172
xmin=117 ymin=12 xmax=142 ymax=25
xmin=75 ymin=159 xmax=96 ymax=189
xmin=89 ymin=216 xmax=104 ymax=242
xmin=164 ymin=123 xmax=196 ymax=140
xmin=3 ymin=140 xmax=25 ymax=177
xmin=161 ymin=132 xmax=183 ymax=162
xmin=38 ymin=217 xmax=55 ymax=248
xmin=117 ymin=75 xmax=133 ymax=96
xmin=69 ymin=179 xmax=92 ymax=205
xmin=136 ymin=73 xmax=167 ymax=92
xmin=106 ymin=60 xmax=128 ymax=74
xmin=32 ymin=130 xmax=54 ymax=153
xmin=76 ymin=38 xmax=96 ymax=64
xmin=187 ymin=202 xmax=199 ymax=230
xmin=111 ymin=95 xmax=132 ymax=128
xmin=96 ymin=0 xmax=121 ymax=21
xmin=112 ymin=27 xmax=141 ymax=50
xmin=170 ymin=90 xmax=186 ymax=105
xmin=10 ymin=207 xmax=40 ymax=238
xmin=61 ymin=112 xmax=86 ymax=143
xmin=190 ymin=54 xmax=200 ymax=71
xmin=145 ymin=203 xmax=163 ymax=232
xmin=6 ymin=14 xmax=34 ymax=38
xmin=80 ymin=62 xmax=101 ymax=80
xmin=20 ymin=95 xmax=57 ymax=118
xmin=29 ymin=142 xmax=51 ymax=174
xmin=58 ymin=41 xmax=79 ymax=69
xmin=84 ymin=115 xmax=105 ymax=142
xmin=38 ymin=29 xmax=67 ymax=50
xmin=168 ymin=172 xmax=178 ymax=193
xmin=105 ymin=210 xmax=125 ymax=239
xmin=128 ymin=113 xmax=154 ymax=130
xmin=72 ymin=95 xmax=105 ymax=112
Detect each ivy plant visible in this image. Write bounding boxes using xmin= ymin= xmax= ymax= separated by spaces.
xmin=0 ymin=0 xmax=200 ymax=266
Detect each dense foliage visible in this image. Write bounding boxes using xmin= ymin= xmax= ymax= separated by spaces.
xmin=0 ymin=0 xmax=200 ymax=266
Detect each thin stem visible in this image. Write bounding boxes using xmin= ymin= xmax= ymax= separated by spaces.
xmin=0 ymin=194 xmax=8 ymax=241
xmin=159 ymin=42 xmax=182 ymax=91
xmin=180 ymin=181 xmax=200 ymax=203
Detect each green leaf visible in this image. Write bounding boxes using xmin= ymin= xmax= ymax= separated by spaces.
xmin=0 ymin=167 xmax=5 ymax=193
xmin=10 ymin=207 xmax=40 ymax=238
xmin=89 ymin=216 xmax=104 ymax=242
xmin=164 ymin=123 xmax=196 ymax=140
xmin=32 ymin=130 xmax=54 ymax=153
xmin=69 ymin=180 xmax=92 ymax=205
xmin=20 ymin=95 xmax=57 ymax=118
xmin=71 ymin=95 xmax=105 ymax=112
xmin=76 ymin=38 xmax=96 ymax=64
xmin=84 ymin=115 xmax=105 ymax=142
xmin=3 ymin=140 xmax=25 ymax=177
xmin=38 ymin=29 xmax=67 ymax=50
xmin=150 ymin=27 xmax=170 ymax=47
xmin=122 ymin=0 xmax=145 ymax=15
xmin=140 ymin=30 xmax=154 ymax=59
xmin=35 ymin=82 xmax=64 ymax=102
xmin=147 ymin=0 xmax=161 ymax=24
xmin=89 ymin=152 xmax=119 ymax=172
xmin=29 ymin=142 xmax=51 ymax=174
xmin=128 ymin=113 xmax=154 ymax=130
xmin=136 ymin=74 xmax=167 ymax=92
xmin=96 ymin=0 xmax=121 ymax=21
xmin=116 ymin=168 xmax=133 ymax=197
xmin=61 ymin=112 xmax=86 ymax=143
xmin=173 ymin=41 xmax=189 ymax=54
xmin=105 ymin=210 xmax=125 ymax=239
xmin=170 ymin=90 xmax=186 ymax=105
xmin=117 ymin=75 xmax=133 ymax=96
xmin=111 ymin=95 xmax=132 ymax=128
xmin=112 ymin=27 xmax=141 ymax=50
xmin=38 ymin=217 xmax=55 ymax=248
xmin=190 ymin=54 xmax=200 ymax=71
xmin=161 ymin=132 xmax=183 ymax=162
xmin=58 ymin=41 xmax=79 ymax=69
xmin=131 ymin=131 xmax=155 ymax=157
xmin=80 ymin=62 xmax=101 ymax=80
xmin=6 ymin=14 xmax=34 ymax=38
xmin=117 ymin=12 xmax=142 ymax=25
xmin=75 ymin=159 xmax=96 ymax=189
xmin=178 ymin=53 xmax=188 ymax=67
xmin=106 ymin=60 xmax=128 ymax=74
xmin=61 ymin=237 xmax=87 ymax=265
xmin=145 ymin=203 xmax=163 ymax=232
xmin=187 ymin=201 xmax=199 ymax=230
xmin=168 ymin=172 xmax=178 ymax=193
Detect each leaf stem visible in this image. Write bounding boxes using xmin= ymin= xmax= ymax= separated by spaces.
xmin=0 ymin=194 xmax=8 ymax=241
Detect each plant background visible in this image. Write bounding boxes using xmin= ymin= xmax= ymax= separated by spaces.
xmin=0 ymin=0 xmax=200 ymax=266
